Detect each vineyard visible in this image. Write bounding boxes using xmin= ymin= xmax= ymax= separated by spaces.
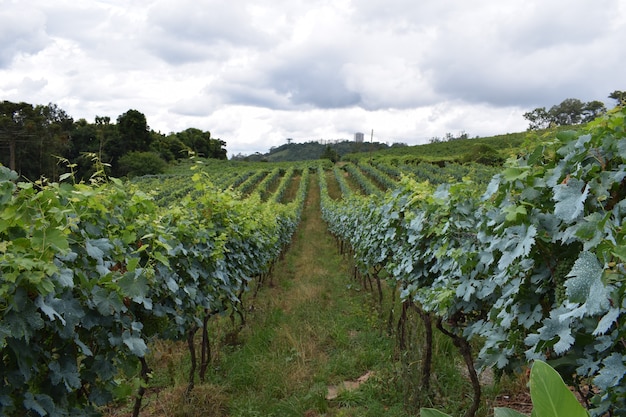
xmin=1 ymin=107 xmax=625 ymax=416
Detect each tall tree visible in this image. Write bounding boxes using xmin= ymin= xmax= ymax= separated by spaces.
xmin=523 ymin=107 xmax=551 ymax=130
xmin=609 ymin=90 xmax=626 ymax=106
xmin=174 ymin=128 xmax=227 ymax=159
xmin=104 ymin=109 xmax=150 ymax=174
xmin=0 ymin=101 xmax=72 ymax=180
xmin=34 ymin=103 xmax=73 ymax=179
xmin=106 ymin=109 xmax=150 ymax=160
xmin=207 ymin=138 xmax=227 ymax=160
xmin=548 ymin=98 xmax=584 ymax=125
xmin=0 ymin=101 xmax=36 ymax=172
xmin=582 ymin=100 xmax=607 ymax=123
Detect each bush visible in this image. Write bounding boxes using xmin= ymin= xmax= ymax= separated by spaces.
xmin=117 ymin=151 xmax=168 ymax=177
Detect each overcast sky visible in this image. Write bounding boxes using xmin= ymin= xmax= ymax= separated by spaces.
xmin=1 ymin=0 xmax=624 ymax=156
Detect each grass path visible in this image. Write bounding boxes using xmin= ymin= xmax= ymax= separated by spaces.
xmin=212 ymin=173 xmax=406 ymax=417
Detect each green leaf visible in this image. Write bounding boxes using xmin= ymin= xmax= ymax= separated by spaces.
xmin=553 ymin=179 xmax=589 ymax=222
xmin=420 ymin=408 xmax=452 ymax=417
xmin=504 ymin=204 xmax=527 ymax=222
xmin=529 ymin=360 xmax=588 ymax=417
xmin=564 ymin=251 xmax=610 ymax=315
xmin=152 ymin=251 xmax=170 ymax=267
xmin=593 ymin=308 xmax=620 ymax=336
xmin=503 ymin=166 xmax=530 ymax=182
xmin=494 ymin=408 xmax=528 ymax=417
xmin=593 ymin=353 xmax=626 ymax=390
xmin=122 ymin=331 xmax=148 ymax=357
xmin=23 ymin=392 xmax=56 ymax=416
xmin=45 ymin=228 xmax=69 ymax=252
xmin=35 ymin=296 xmax=66 ymax=325
xmin=117 ymin=271 xmax=148 ymax=300
xmin=49 ymin=357 xmax=81 ymax=390
xmin=126 ymin=257 xmax=140 ymax=272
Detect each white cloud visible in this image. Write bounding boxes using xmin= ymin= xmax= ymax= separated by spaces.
xmin=0 ymin=0 xmax=624 ymax=156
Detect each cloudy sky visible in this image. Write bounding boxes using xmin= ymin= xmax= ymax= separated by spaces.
xmin=1 ymin=0 xmax=624 ymax=156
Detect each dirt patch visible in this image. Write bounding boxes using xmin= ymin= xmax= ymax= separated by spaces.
xmin=326 ymin=371 xmax=374 ymax=400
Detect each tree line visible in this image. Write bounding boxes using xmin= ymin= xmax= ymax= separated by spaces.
xmin=0 ymin=101 xmax=227 ymax=181
xmin=523 ymin=90 xmax=625 ymax=130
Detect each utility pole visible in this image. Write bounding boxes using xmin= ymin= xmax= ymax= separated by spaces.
xmin=369 ymin=129 xmax=373 ymax=162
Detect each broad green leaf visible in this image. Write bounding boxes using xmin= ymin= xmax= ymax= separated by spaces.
xmin=503 ymin=166 xmax=530 ymax=182
xmin=122 ymin=330 xmax=148 ymax=357
xmin=35 ymin=296 xmax=66 ymax=325
xmin=593 ymin=308 xmax=620 ymax=336
xmin=59 ymin=172 xmax=73 ymax=182
xmin=564 ymin=251 xmax=610 ymax=314
xmin=152 ymin=251 xmax=170 ymax=267
xmin=553 ymin=179 xmax=589 ymax=222
xmin=504 ymin=204 xmax=527 ymax=222
xmin=53 ymin=267 xmax=74 ymax=288
xmin=117 ymin=271 xmax=148 ymax=300
xmin=48 ymin=358 xmax=81 ymax=390
xmin=530 ymin=360 xmax=588 ymax=417
xmin=593 ymin=353 xmax=626 ymax=390
xmin=494 ymin=407 xmax=527 ymax=417
xmin=45 ymin=228 xmax=70 ymax=252
xmin=23 ymin=392 xmax=55 ymax=416
xmin=126 ymin=256 xmax=140 ymax=272
xmin=420 ymin=408 xmax=452 ymax=417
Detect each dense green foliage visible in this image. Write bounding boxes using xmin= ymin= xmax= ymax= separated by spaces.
xmin=0 ymin=101 xmax=228 ymax=181
xmin=3 ymin=95 xmax=626 ymax=416
xmin=320 ymin=107 xmax=626 ymax=415
xmin=0 ymin=162 xmax=307 ymax=415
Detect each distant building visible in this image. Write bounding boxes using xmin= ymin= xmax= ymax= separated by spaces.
xmin=354 ymin=132 xmax=364 ymax=143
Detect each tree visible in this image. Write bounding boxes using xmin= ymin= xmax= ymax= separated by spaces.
xmin=548 ymin=98 xmax=584 ymax=125
xmin=106 ymin=109 xmax=151 ymax=162
xmin=0 ymin=101 xmax=37 ymax=173
xmin=174 ymin=128 xmax=227 ymax=159
xmin=207 ymin=138 xmax=227 ymax=159
xmin=582 ymin=100 xmax=607 ymax=123
xmin=321 ymin=145 xmax=340 ymax=163
xmin=523 ymin=107 xmax=551 ymax=130
xmin=0 ymin=101 xmax=72 ymax=180
xmin=34 ymin=103 xmax=73 ymax=179
xmin=609 ymin=90 xmax=626 ymax=106
xmin=525 ymin=97 xmax=608 ymax=130
xmin=102 ymin=109 xmax=151 ymax=175
xmin=151 ymin=132 xmax=186 ymax=162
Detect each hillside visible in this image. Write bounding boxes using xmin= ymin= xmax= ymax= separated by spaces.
xmin=232 ymin=140 xmax=394 ymax=162
xmin=230 ymin=126 xmax=573 ymax=166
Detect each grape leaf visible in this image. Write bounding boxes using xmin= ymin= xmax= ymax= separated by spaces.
xmin=553 ymin=178 xmax=589 ymax=222
xmin=594 ymin=353 xmax=626 ymax=390
xmin=564 ymin=251 xmax=610 ymax=315
xmin=593 ymin=308 xmax=620 ymax=336
xmin=122 ymin=330 xmax=147 ymax=357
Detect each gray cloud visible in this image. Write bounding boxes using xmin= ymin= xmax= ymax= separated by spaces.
xmin=1 ymin=0 xmax=624 ymax=156
xmin=0 ymin=6 xmax=49 ymax=67
xmin=421 ymin=0 xmax=625 ymax=107
xmin=144 ymin=0 xmax=275 ymax=65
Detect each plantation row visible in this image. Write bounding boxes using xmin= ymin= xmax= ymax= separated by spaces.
xmin=0 ymin=164 xmax=310 ymax=416
xmin=325 ymin=159 xmax=498 ymax=199
xmin=320 ymin=108 xmax=626 ymax=416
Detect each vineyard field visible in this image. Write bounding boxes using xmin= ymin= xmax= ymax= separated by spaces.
xmin=1 ymin=108 xmax=626 ymax=416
